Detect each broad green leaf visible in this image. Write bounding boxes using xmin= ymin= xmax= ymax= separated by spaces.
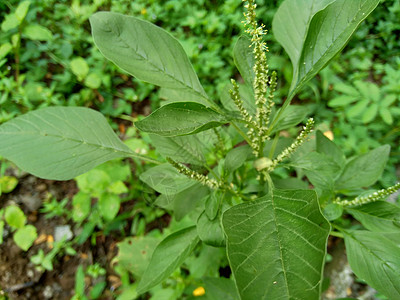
xmin=224 ymin=145 xmax=251 ymax=173
xmin=222 ymin=189 xmax=330 ymax=299
xmin=316 ymin=131 xmax=346 ymax=168
xmin=197 ymin=212 xmax=225 ymax=247
xmin=137 ymin=226 xmax=199 ymax=294
xmin=140 ymin=164 xmax=195 ymax=195
xmin=203 ymin=277 xmax=240 ymax=300
xmin=291 ymin=152 xmax=341 ymax=191
xmin=150 ymin=134 xmax=205 ymax=165
xmin=272 ymin=0 xmax=336 ymax=97
xmin=297 ymin=0 xmax=379 ymax=97
xmin=23 ymin=24 xmax=53 ymax=41
xmin=114 ymin=236 xmax=159 ymax=278
xmin=347 ymin=201 xmax=400 ymax=232
xmin=98 ymin=193 xmax=120 ymax=221
xmin=5 ymin=205 xmax=26 ymax=229
xmin=14 ymin=225 xmax=37 ymax=251
xmin=273 ymin=0 xmax=379 ymax=100
xmin=135 ymin=102 xmax=227 ymax=137
xmin=0 ymin=107 xmax=143 ymax=180
xmin=72 ymin=192 xmax=91 ymax=222
xmin=233 ymin=35 xmax=255 ymax=88
xmin=270 ymin=105 xmax=309 ymax=134
xmin=343 ymin=230 xmax=400 ymax=299
xmin=155 ymin=183 xmax=209 ymax=221
xmin=90 ymin=12 xmax=210 ymax=106
xmin=335 ymin=145 xmax=390 ymax=190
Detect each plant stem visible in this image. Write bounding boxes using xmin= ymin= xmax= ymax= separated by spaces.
xmin=329 ymin=230 xmax=344 ymax=239
xmin=268 ymin=132 xmax=280 ymax=159
xmin=231 ymin=121 xmax=252 ymax=145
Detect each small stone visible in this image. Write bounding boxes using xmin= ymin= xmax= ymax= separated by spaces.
xmin=54 ymin=225 xmax=73 ymax=242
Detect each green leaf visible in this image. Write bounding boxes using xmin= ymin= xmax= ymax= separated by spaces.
xmin=84 ymin=72 xmax=102 ymax=89
xmin=98 ymin=193 xmax=120 ymax=221
xmin=150 ymin=134 xmax=205 ymax=165
xmin=90 ymin=12 xmax=210 ymax=106
xmin=362 ymin=103 xmax=378 ymax=123
xmin=347 ymin=201 xmax=400 ymax=232
xmin=273 ymin=0 xmax=379 ymax=99
xmin=205 ymin=191 xmax=221 ymax=221
xmin=70 ymin=57 xmax=89 ymax=80
xmin=23 ymin=24 xmax=53 ymax=41
xmin=137 ymin=226 xmax=199 ymax=294
xmin=316 ymin=131 xmax=346 ymax=168
xmin=72 ymin=192 xmax=91 ymax=223
xmin=297 ymin=0 xmax=379 ymax=97
xmin=224 ymin=145 xmax=251 ymax=173
xmin=335 ymin=145 xmax=390 ymax=190
xmin=15 ymin=1 xmax=30 ymax=22
xmin=1 ymin=13 xmax=19 ymax=31
xmin=334 ymin=82 xmax=360 ymax=96
xmin=270 ymin=105 xmax=309 ymax=133
xmin=155 ymin=182 xmax=210 ymax=221
xmin=0 ymin=176 xmax=18 ymax=193
xmin=233 ymin=35 xmax=255 ymax=89
xmin=0 ymin=43 xmax=13 ymax=60
xmin=140 ymin=164 xmax=195 ymax=195
xmin=75 ymin=265 xmax=86 ymax=296
xmin=203 ymin=277 xmax=240 ymax=300
xmin=327 ymin=95 xmax=359 ymax=107
xmin=323 ymin=203 xmax=343 ymax=221
xmin=343 ymin=230 xmax=400 ymax=299
xmin=346 ymin=99 xmax=369 ymax=118
xmin=0 ymin=107 xmax=139 ymax=180
xmin=5 ymin=205 xmax=26 ymax=229
xmin=114 ymin=236 xmax=159 ymax=278
xmin=197 ymin=212 xmax=225 ymax=247
xmin=379 ymin=107 xmax=393 ymax=125
xmin=135 ymin=102 xmax=226 ymax=137
xmin=14 ymin=225 xmax=37 ymax=251
xmin=272 ymin=0 xmax=335 ymax=97
xmin=222 ymin=189 xmax=330 ymax=299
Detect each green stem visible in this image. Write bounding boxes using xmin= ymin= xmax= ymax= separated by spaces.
xmin=267 ymin=94 xmax=294 ymax=135
xmin=127 ymin=152 xmax=162 ymax=165
xmin=329 ymin=230 xmax=344 ymax=239
xmin=268 ymin=132 xmax=280 ymax=159
xmin=231 ymin=121 xmax=252 ymax=145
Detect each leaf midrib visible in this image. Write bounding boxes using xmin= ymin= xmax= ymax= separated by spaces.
xmin=0 ymin=131 xmax=133 ymax=156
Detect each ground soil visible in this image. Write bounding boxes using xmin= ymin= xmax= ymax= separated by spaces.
xmin=0 ymin=171 xmax=119 ymax=300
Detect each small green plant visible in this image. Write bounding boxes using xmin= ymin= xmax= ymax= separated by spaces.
xmin=0 ymin=0 xmax=399 ymax=299
xmin=0 ymin=204 xmax=37 ymax=251
xmin=30 ymin=238 xmax=76 ymax=271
